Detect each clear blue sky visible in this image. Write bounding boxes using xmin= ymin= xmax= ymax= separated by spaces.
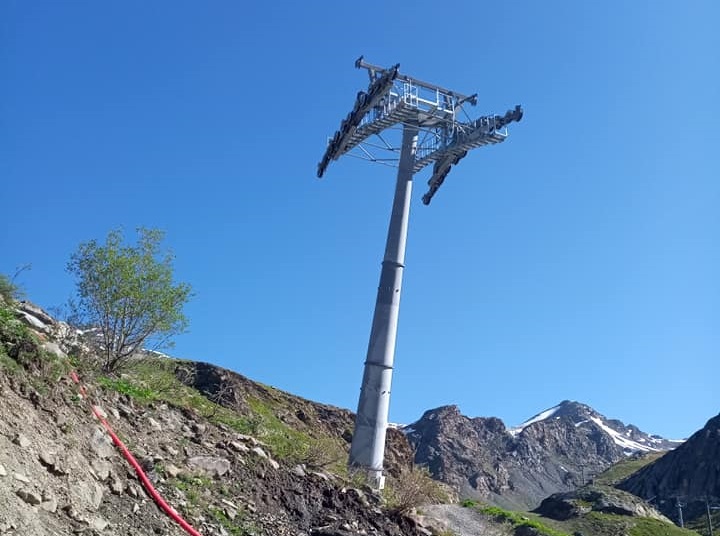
xmin=2 ymin=1 xmax=718 ymax=439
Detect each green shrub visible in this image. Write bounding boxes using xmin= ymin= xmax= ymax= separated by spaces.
xmin=0 ymin=274 xmax=19 ymax=303
xmin=384 ymin=466 xmax=450 ymax=514
xmin=0 ymin=303 xmax=41 ymax=367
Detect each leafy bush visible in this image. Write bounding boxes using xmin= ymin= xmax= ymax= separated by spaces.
xmin=287 ymin=436 xmax=345 ymax=469
xmin=67 ymin=227 xmax=192 ymax=372
xmin=384 ymin=466 xmax=450 ymax=514
xmin=0 ymin=274 xmax=19 ymax=304
xmin=0 ymin=303 xmax=40 ymax=367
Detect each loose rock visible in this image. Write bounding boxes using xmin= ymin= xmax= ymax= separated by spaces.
xmin=187 ymin=456 xmax=231 ymax=478
xmin=13 ymin=473 xmax=30 ymax=483
xmin=16 ymin=490 xmax=42 ymax=505
xmin=13 ymin=434 xmax=31 ymax=448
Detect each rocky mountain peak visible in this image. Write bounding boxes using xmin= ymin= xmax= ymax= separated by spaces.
xmin=404 ymin=402 xmax=683 ymax=510
xmin=510 ymin=400 xmax=682 ymax=454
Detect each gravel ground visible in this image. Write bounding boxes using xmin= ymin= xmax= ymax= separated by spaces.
xmin=422 ymin=504 xmax=512 ymax=536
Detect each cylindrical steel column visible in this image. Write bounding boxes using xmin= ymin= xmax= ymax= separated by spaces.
xmin=349 ymin=124 xmax=419 ymax=488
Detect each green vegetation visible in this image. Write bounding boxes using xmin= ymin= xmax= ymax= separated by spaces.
xmin=97 ymin=376 xmax=158 ymax=400
xmin=481 ymin=505 xmax=570 ymax=536
xmin=97 ymin=358 xmax=254 ymax=426
xmin=95 ymin=356 xmax=334 ymax=464
xmin=686 ymin=508 xmax=720 ymax=536
xmin=383 ymin=466 xmax=450 ymax=514
xmin=594 ymin=452 xmax=666 ymax=485
xmin=0 ymin=273 xmax=20 ymax=303
xmin=171 ymin=473 xmax=259 ymax=534
xmin=0 ymin=301 xmax=71 ymax=385
xmin=461 ymin=502 xmax=570 ymax=536
xmin=209 ymin=507 xmax=259 ymax=536
xmin=572 ymin=512 xmax=699 ymax=536
xmin=460 ymin=501 xmax=700 ymax=536
xmin=629 ymin=517 xmax=701 ymax=536
xmin=67 ymin=227 xmax=192 ymax=372
xmin=171 ymin=473 xmax=212 ymax=507
xmin=0 ymin=305 xmax=23 ymax=372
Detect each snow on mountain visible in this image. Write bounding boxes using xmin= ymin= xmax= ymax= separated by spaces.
xmin=508 ymin=404 xmax=562 ymax=436
xmin=588 ymin=416 xmax=655 ymax=452
xmin=509 ymin=400 xmax=682 ymax=454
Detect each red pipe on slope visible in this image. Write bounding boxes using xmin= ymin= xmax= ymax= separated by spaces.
xmin=70 ymin=372 xmax=204 ymax=536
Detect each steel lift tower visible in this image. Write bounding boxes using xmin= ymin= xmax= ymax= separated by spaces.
xmin=318 ymin=57 xmax=523 ymax=488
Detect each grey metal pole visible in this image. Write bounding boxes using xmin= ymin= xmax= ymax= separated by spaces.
xmin=677 ymin=498 xmax=685 ymax=528
xmin=349 ymin=123 xmax=419 ymax=489
xmin=707 ymin=497 xmax=714 ymax=536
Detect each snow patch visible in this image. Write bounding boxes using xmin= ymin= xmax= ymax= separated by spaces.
xmin=589 ymin=416 xmax=658 ymax=453
xmin=509 ymin=405 xmax=561 ymax=436
xmin=574 ymin=420 xmax=589 ymax=427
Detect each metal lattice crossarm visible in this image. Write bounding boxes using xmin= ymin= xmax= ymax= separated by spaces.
xmin=317 ymin=57 xmax=523 ymax=205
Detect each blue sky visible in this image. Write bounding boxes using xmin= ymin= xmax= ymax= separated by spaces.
xmin=2 ymin=1 xmax=718 ymax=439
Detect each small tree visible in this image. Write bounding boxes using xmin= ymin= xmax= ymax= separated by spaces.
xmin=67 ymin=228 xmax=192 ymax=372
xmin=0 ymin=274 xmax=18 ymax=304
xmin=0 ymin=264 xmax=31 ymax=304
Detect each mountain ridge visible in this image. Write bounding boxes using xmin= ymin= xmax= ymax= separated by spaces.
xmin=403 ymin=400 xmax=683 ymax=510
xmin=617 ymin=411 xmax=720 ymax=530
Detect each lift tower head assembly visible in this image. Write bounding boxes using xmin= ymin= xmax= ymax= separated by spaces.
xmin=318 ymin=57 xmax=523 ymax=489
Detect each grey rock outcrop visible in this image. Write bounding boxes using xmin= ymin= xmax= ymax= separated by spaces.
xmin=535 ymin=484 xmax=669 ymax=521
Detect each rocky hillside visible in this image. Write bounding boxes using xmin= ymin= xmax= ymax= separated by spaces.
xmin=403 ymin=401 xmax=681 ymax=510
xmin=0 ymin=300 xmax=438 ymax=536
xmin=617 ymin=412 xmax=720 ymax=531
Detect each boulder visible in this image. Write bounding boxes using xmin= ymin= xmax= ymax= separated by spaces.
xmin=187 ymin=456 xmax=231 ymax=477
xmin=17 ymin=302 xmax=55 ymax=325
xmin=534 ymin=484 xmax=669 ymax=521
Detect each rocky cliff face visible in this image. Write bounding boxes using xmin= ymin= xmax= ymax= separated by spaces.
xmin=404 ymin=401 xmax=680 ymax=510
xmin=617 ymin=412 xmax=720 ymax=525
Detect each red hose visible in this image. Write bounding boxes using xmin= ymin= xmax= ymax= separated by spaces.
xmin=70 ymin=372 xmax=205 ymax=536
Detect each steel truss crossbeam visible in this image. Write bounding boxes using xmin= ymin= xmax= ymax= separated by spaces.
xmin=318 ymin=57 xmax=522 ymax=204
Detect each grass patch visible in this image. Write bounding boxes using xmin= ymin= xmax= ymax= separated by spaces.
xmin=629 ymin=517 xmax=700 ymax=536
xmin=594 ymin=452 xmax=666 ymax=485
xmin=98 ymin=376 xmax=157 ymax=401
xmin=96 ymin=356 xmax=323 ymax=462
xmin=525 ymin=510 xmax=700 ymax=536
xmin=462 ymin=503 xmax=570 ymax=536
xmin=209 ymin=507 xmax=259 ymax=536
xmin=171 ymin=473 xmax=212 ymax=509
xmin=244 ymin=396 xmax=315 ymax=460
xmin=98 ymin=358 xmax=257 ymax=431
xmin=686 ymin=508 xmax=720 ymax=536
